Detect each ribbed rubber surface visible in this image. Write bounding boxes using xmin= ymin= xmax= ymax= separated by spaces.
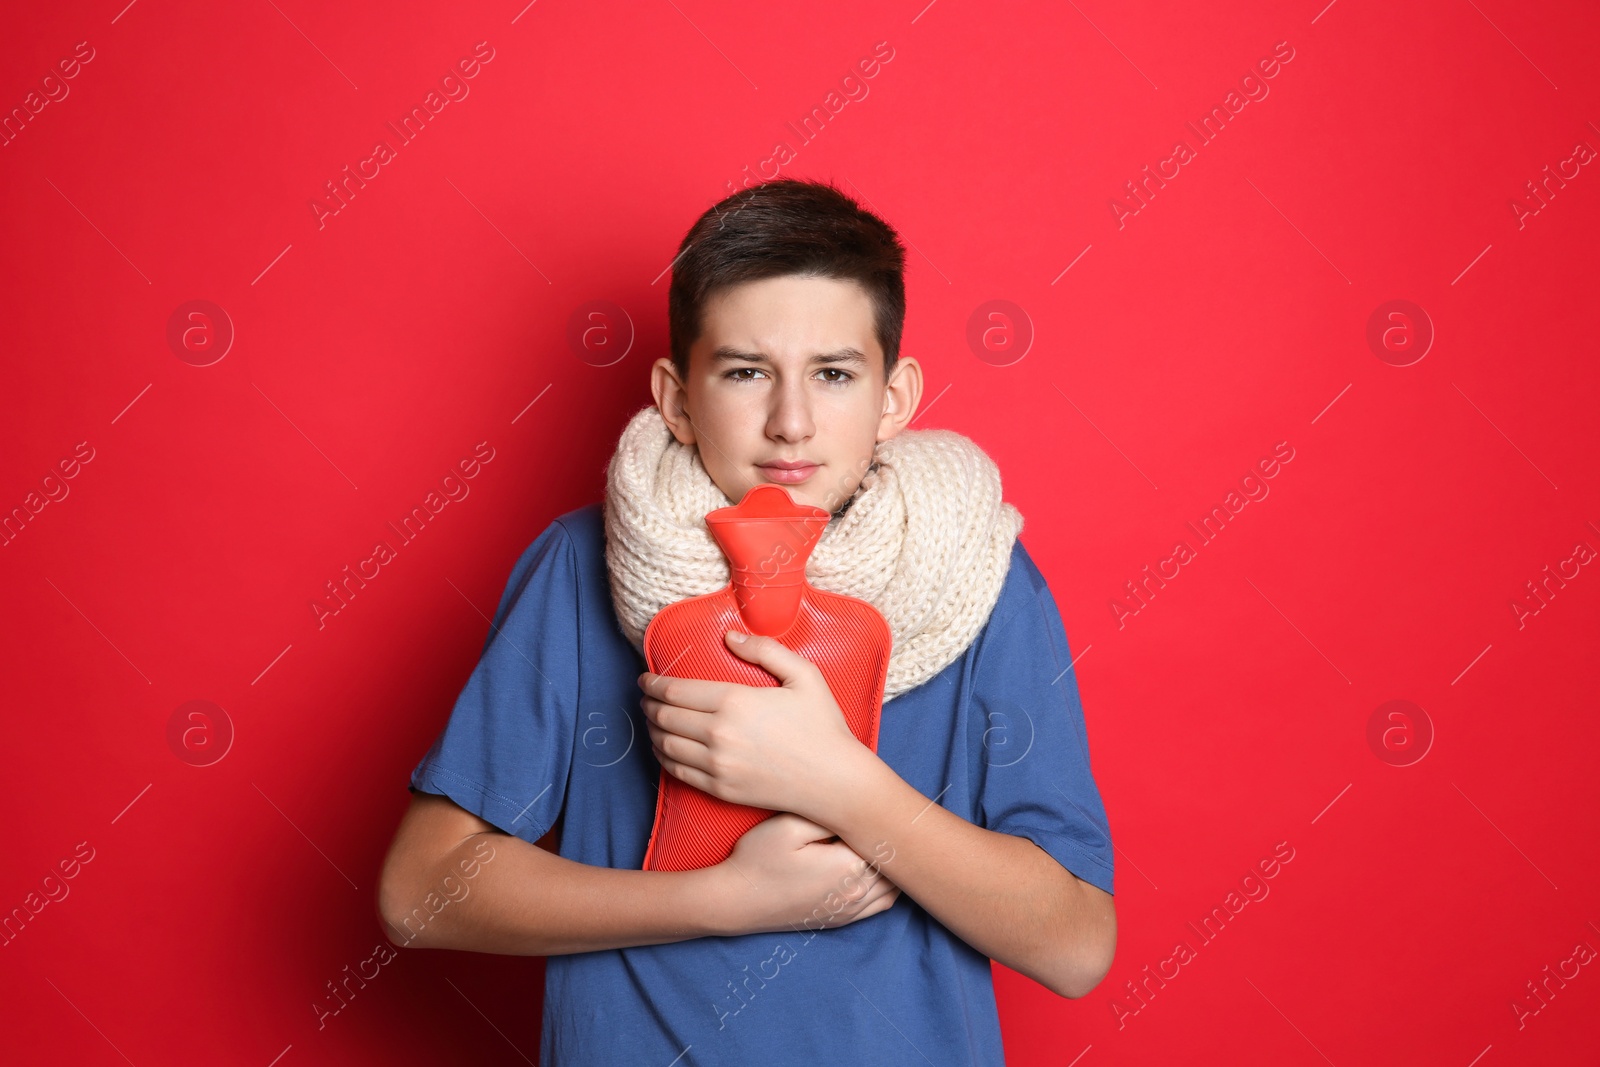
xmin=640 ymin=585 xmax=891 ymax=872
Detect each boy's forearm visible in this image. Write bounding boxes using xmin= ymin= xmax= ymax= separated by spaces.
xmin=807 ymin=749 xmax=1116 ymax=998
xmin=383 ymin=831 xmax=729 ymax=956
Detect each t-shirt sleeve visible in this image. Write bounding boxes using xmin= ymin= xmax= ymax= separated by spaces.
xmin=971 ymin=543 xmax=1115 ymax=896
xmin=407 ymin=519 xmax=581 ymax=847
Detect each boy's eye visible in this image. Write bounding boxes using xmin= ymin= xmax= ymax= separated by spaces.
xmin=723 ymin=367 xmax=854 ymax=385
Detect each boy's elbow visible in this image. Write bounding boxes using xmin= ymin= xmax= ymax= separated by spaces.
xmin=1052 ymin=883 xmax=1116 ymax=999
xmin=1046 ymin=941 xmax=1114 ymax=999
xmin=376 ymin=871 xmax=423 ymax=949
xmin=376 ymin=843 xmax=444 ymax=950
xmin=376 ymin=792 xmax=494 ymax=950
xmin=1053 ymin=946 xmax=1114 ymax=999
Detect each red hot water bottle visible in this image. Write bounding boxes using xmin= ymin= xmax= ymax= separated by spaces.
xmin=639 ymin=483 xmax=892 ymax=872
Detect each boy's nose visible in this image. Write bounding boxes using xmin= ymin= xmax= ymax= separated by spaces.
xmin=766 ymin=381 xmax=815 ymax=443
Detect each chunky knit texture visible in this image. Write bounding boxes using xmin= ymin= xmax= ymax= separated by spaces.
xmin=602 ymin=405 xmax=1024 ymax=701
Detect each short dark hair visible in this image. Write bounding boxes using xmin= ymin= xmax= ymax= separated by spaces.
xmin=668 ymin=177 xmax=907 ymax=381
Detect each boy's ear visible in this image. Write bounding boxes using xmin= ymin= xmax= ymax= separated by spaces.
xmin=651 ymin=357 xmax=698 ymax=446
xmin=877 ymin=356 xmax=924 ymax=442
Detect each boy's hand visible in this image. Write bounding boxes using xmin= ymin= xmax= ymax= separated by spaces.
xmin=705 ymin=813 xmax=901 ymax=937
xmin=638 ymin=630 xmax=867 ymax=820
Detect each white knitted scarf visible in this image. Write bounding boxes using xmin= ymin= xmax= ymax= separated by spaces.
xmin=602 ymin=405 xmax=1024 ymax=701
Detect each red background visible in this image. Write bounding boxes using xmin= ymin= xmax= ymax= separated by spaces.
xmin=3 ymin=0 xmax=1597 ymax=1063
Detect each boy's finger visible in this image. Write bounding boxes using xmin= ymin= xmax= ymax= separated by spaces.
xmin=637 ymin=670 xmax=742 ymax=713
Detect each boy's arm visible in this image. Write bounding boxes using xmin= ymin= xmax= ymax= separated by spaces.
xmin=377 ymin=791 xmax=727 ymax=955
xmin=640 ymin=630 xmax=1117 ymax=997
xmin=814 ymin=751 xmax=1116 ymax=999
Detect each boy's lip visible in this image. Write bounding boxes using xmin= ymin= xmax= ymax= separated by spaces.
xmin=758 ymin=460 xmax=820 ymax=483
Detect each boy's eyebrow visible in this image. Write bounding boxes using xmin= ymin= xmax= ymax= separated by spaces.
xmin=710 ymin=345 xmax=869 ymax=366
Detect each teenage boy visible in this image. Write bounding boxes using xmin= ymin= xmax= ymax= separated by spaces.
xmin=379 ymin=177 xmax=1116 ymax=1065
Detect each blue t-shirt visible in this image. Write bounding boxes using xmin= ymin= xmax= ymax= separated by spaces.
xmin=409 ymin=502 xmax=1114 ymax=1065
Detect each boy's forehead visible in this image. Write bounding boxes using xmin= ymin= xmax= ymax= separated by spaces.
xmin=694 ymin=275 xmax=881 ymax=365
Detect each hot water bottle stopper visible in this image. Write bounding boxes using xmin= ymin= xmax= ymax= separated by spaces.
xmin=639 ymin=482 xmax=892 ymax=872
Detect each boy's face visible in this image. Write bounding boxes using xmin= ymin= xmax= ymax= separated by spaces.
xmin=652 ymin=274 xmax=923 ymax=515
